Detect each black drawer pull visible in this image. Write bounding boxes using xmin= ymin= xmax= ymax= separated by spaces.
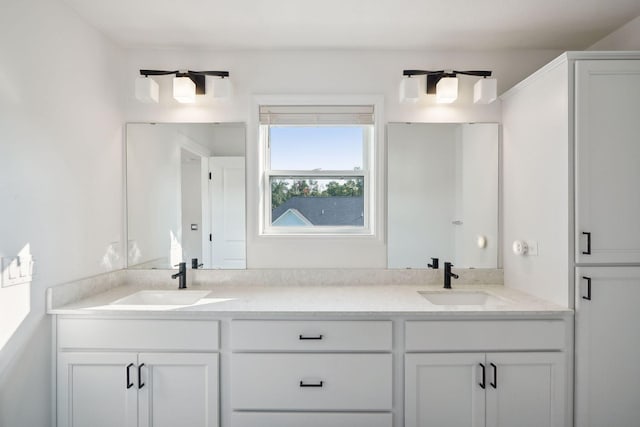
xmin=490 ymin=363 xmax=497 ymax=389
xmin=126 ymin=363 xmax=134 ymax=389
xmin=478 ymin=363 xmax=486 ymax=389
xmin=582 ymin=276 xmax=592 ymax=301
xmin=138 ymin=363 xmax=145 ymax=389
xmin=300 ymin=380 xmax=324 ymax=387
xmin=582 ymin=232 xmax=591 ymax=255
xmin=299 ymin=334 xmax=323 ymax=340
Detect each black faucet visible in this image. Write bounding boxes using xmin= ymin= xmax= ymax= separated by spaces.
xmin=428 ymin=257 xmax=439 ymax=269
xmin=444 ymin=262 xmax=459 ymax=289
xmin=172 ymin=262 xmax=187 ymax=289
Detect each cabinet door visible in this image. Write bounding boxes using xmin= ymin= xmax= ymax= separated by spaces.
xmin=405 ymin=353 xmax=485 ymax=427
xmin=575 ymin=59 xmax=640 ymax=263
xmin=575 ymin=267 xmax=640 ymax=427
xmin=57 ymin=352 xmax=138 ymax=427
xmin=138 ymin=353 xmax=219 ymax=427
xmin=485 ymin=352 xmax=565 ymax=427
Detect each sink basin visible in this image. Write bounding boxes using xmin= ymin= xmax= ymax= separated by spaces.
xmin=418 ymin=290 xmax=506 ymax=306
xmin=112 ymin=290 xmax=211 ymax=306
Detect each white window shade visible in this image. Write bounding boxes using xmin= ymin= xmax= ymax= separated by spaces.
xmin=259 ymin=105 xmax=375 ymax=125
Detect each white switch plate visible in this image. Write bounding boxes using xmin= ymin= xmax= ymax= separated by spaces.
xmin=525 ymin=241 xmax=539 ymax=256
xmin=1 ymin=256 xmax=33 ymax=287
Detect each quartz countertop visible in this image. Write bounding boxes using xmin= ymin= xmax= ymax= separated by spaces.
xmin=47 ymin=280 xmax=571 ymax=317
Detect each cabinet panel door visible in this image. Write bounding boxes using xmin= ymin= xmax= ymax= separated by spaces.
xmin=575 ymin=59 xmax=640 ymax=263
xmin=57 ymin=352 xmax=138 ymax=427
xmin=138 ymin=353 xmax=219 ymax=427
xmin=575 ymin=267 xmax=640 ymax=427
xmin=405 ymin=353 xmax=485 ymax=427
xmin=485 ymin=352 xmax=565 ymax=427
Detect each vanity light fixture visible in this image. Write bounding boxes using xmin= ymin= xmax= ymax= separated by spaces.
xmin=137 ymin=69 xmax=231 ymax=103
xmin=436 ymin=76 xmax=458 ymax=104
xmin=173 ymin=75 xmax=196 ymax=103
xmin=401 ymin=69 xmax=494 ymax=104
xmin=135 ymin=76 xmax=160 ymax=103
xmin=399 ymin=77 xmax=421 ymax=103
xmin=473 ymin=77 xmax=498 ymax=104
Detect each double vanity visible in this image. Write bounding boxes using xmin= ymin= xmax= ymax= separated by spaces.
xmin=48 ymin=269 xmax=572 ymax=427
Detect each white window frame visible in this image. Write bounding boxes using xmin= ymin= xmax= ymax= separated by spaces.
xmin=255 ymin=96 xmax=383 ymax=237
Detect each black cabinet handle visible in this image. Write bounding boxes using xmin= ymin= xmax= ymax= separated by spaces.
xmin=299 ymin=334 xmax=323 ymax=340
xmin=582 ymin=232 xmax=591 ymax=255
xmin=478 ymin=363 xmax=486 ymax=389
xmin=582 ymin=276 xmax=592 ymax=301
xmin=138 ymin=363 xmax=145 ymax=389
xmin=126 ymin=363 xmax=134 ymax=389
xmin=299 ymin=380 xmax=324 ymax=387
xmin=490 ymin=363 xmax=497 ymax=389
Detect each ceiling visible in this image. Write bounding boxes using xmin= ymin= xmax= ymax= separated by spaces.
xmin=63 ymin=0 xmax=640 ymax=50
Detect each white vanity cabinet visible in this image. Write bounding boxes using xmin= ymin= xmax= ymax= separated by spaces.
xmin=404 ymin=320 xmax=568 ymax=427
xmin=574 ymin=59 xmax=640 ymax=264
xmin=56 ymin=318 xmax=220 ymax=427
xmin=229 ymin=320 xmax=393 ymax=427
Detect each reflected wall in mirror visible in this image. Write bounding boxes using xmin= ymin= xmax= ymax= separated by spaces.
xmin=387 ymin=123 xmax=499 ymax=269
xmin=126 ymin=123 xmax=246 ymax=269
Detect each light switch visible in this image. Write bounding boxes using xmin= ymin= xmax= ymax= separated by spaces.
xmin=525 ymin=241 xmax=539 ymax=256
xmin=1 ymin=257 xmax=32 ymax=287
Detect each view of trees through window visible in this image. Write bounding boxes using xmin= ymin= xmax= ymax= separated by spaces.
xmin=271 ymin=177 xmax=364 ymax=209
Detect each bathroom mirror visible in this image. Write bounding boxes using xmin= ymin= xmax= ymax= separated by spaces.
xmin=126 ymin=123 xmax=246 ymax=269
xmin=387 ymin=123 xmax=499 ymax=269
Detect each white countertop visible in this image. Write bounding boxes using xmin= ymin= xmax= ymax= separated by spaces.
xmin=47 ymin=281 xmax=570 ymax=317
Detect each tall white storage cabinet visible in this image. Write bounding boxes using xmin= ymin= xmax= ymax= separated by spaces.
xmin=502 ymin=52 xmax=640 ymax=427
xmin=574 ymin=60 xmax=640 ymax=263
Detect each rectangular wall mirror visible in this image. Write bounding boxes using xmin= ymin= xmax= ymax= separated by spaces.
xmin=387 ymin=123 xmax=499 ymax=269
xmin=126 ymin=123 xmax=246 ymax=269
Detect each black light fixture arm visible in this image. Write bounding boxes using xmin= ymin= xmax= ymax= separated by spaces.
xmin=139 ymin=69 xmax=229 ymax=78
xmin=403 ymin=69 xmax=492 ymax=94
xmin=139 ymin=69 xmax=230 ymax=95
xmin=403 ymin=69 xmax=491 ymax=78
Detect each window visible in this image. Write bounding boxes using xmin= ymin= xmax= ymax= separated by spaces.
xmin=260 ymin=105 xmax=375 ymax=235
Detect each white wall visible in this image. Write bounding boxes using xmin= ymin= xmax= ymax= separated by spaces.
xmin=501 ymin=58 xmax=571 ymax=307
xmin=0 ymin=0 xmax=125 ymax=425
xmin=589 ymin=15 xmax=640 ymax=50
xmin=123 ymin=48 xmax=562 ymax=268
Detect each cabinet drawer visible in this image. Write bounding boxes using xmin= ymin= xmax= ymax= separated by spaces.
xmin=231 ymin=353 xmax=392 ymax=410
xmin=231 ymin=412 xmax=392 ymax=427
xmin=231 ymin=320 xmax=392 ymax=351
xmin=405 ymin=320 xmax=565 ymax=351
xmin=57 ymin=318 xmax=219 ymax=351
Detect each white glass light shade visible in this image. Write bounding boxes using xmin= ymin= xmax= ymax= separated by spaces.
xmin=135 ymin=77 xmax=159 ymax=103
xmin=213 ymin=77 xmax=231 ymax=98
xmin=473 ymin=78 xmax=497 ymax=104
xmin=173 ymin=76 xmax=196 ymax=103
xmin=436 ymin=77 xmax=458 ymax=103
xmin=400 ymin=77 xmax=420 ymax=103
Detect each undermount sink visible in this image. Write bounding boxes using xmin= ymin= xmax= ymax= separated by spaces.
xmin=418 ymin=290 xmax=506 ymax=306
xmin=112 ymin=290 xmax=211 ymax=306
